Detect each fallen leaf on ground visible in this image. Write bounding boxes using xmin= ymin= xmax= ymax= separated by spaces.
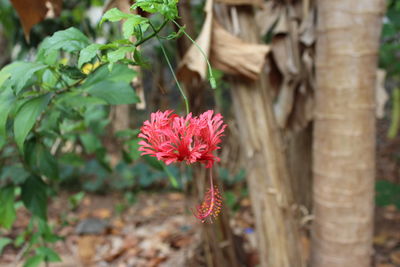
xmin=93 ymin=208 xmax=112 ymax=219
xmin=390 ymin=250 xmax=400 ymax=265
xmin=77 ymin=235 xmax=98 ymax=265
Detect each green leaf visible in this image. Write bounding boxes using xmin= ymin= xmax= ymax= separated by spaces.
xmin=122 ymin=16 xmax=148 ymax=39
xmin=0 ymin=62 xmax=46 ymax=94
xmin=80 ymin=133 xmax=102 ymax=154
xmin=107 ymin=46 xmax=136 ymax=64
xmin=39 ymin=27 xmax=90 ymax=55
xmin=36 ymin=247 xmax=61 ymax=262
xmin=78 ymin=44 xmax=102 ymax=68
xmin=0 ymin=237 xmax=12 ymax=255
xmin=126 ymin=138 xmax=141 ymax=161
xmin=81 ymin=64 xmax=136 ymax=89
xmin=0 ymin=164 xmax=29 ymax=185
xmin=0 ymin=87 xmax=16 ymax=138
xmin=0 ymin=186 xmax=16 ymax=229
xmin=14 ymin=94 xmax=51 ymax=151
xmin=68 ymin=192 xmax=85 ymax=209
xmin=100 ymin=8 xmax=142 ymax=25
xmin=79 ymin=64 xmax=139 ymax=105
xmin=37 ymin=144 xmax=59 ymax=180
xmin=37 ymin=46 xmax=59 ymax=65
xmin=88 ymin=80 xmax=140 ymax=105
xmin=57 ymin=93 xmax=107 ymax=107
xmin=143 ymin=155 xmax=164 ymax=171
xmin=0 ymin=72 xmax=10 ymax=87
xmin=23 ymin=255 xmax=44 ymax=267
xmin=21 ymin=176 xmax=48 ymax=220
xmin=59 ymin=153 xmax=84 ymax=167
xmin=132 ymin=0 xmax=178 ymax=20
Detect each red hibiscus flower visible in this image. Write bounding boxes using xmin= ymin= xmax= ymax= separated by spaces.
xmin=138 ymin=110 xmax=227 ymax=223
xmin=138 ymin=110 xmax=227 ymax=168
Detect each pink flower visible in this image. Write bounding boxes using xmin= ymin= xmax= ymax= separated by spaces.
xmin=138 ymin=110 xmax=227 ymax=168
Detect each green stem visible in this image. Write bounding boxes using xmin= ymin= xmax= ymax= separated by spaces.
xmin=135 ymin=20 xmax=168 ymax=47
xmin=149 ymin=22 xmax=190 ymax=115
xmin=163 ymin=164 xmax=179 ymax=189
xmin=171 ymin=20 xmax=216 ymax=89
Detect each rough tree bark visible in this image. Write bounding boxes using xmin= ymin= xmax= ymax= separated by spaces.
xmin=312 ymin=1 xmax=385 ymax=266
xmin=217 ymin=6 xmax=305 ymax=267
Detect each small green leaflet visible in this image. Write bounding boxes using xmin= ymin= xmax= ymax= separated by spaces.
xmin=14 ymin=94 xmax=51 ymax=152
xmin=107 ymin=46 xmax=136 ymax=64
xmin=100 ymin=8 xmax=147 ymax=26
xmin=122 ymin=16 xmax=148 ymax=39
xmin=132 ymin=0 xmax=178 ymax=20
xmin=78 ymin=44 xmax=102 ymax=68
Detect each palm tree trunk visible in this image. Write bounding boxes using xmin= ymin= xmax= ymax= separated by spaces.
xmin=311 ymin=1 xmax=385 ymax=266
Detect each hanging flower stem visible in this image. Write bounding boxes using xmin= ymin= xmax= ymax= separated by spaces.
xmin=149 ymin=21 xmax=190 ymax=115
xmin=193 ymin=168 xmax=222 ymax=223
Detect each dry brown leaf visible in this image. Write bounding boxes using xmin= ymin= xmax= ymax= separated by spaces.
xmin=10 ymin=0 xmax=62 ymax=41
xmin=390 ymin=250 xmax=400 ymax=265
xmin=300 ymin=233 xmax=310 ymax=263
xmin=240 ymin=198 xmax=251 ymax=207
xmin=215 ymin=0 xmax=263 ymax=6
xmin=376 ymin=69 xmax=388 ymax=119
xmin=210 ymin=21 xmax=270 ymax=80
xmin=270 ymin=36 xmax=298 ymax=128
xmin=374 ymin=231 xmax=390 ymax=246
xmin=77 ymin=235 xmax=98 ymax=265
xmin=274 ymin=8 xmax=289 ymax=35
xmin=167 ymin=192 xmax=184 ymax=201
xmin=92 ymin=208 xmax=112 ymax=219
xmin=177 ymin=0 xmax=213 ymax=83
xmin=273 ymin=80 xmax=296 ymax=128
xmin=271 ymin=36 xmax=298 ymax=77
xmin=299 ymin=8 xmax=316 ymax=46
xmin=103 ymin=236 xmax=139 ymax=262
xmin=287 ymin=86 xmax=314 ymax=131
xmin=256 ymin=2 xmax=281 ymax=36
